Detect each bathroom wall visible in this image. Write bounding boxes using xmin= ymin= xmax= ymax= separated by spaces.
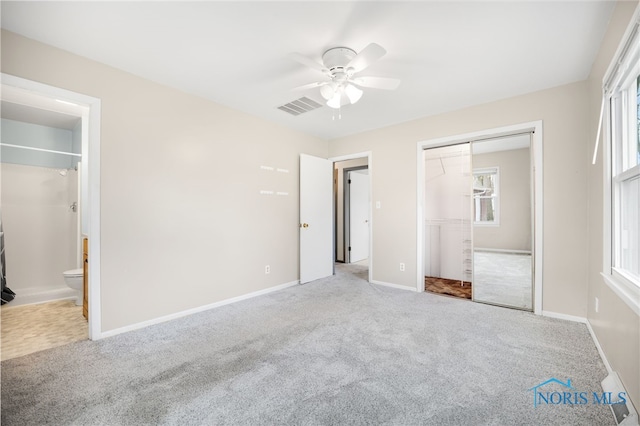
xmin=0 ymin=163 xmax=78 ymax=305
xmin=473 ymin=148 xmax=531 ymax=251
xmin=1 ymin=118 xmax=80 ymax=305
xmin=1 ymin=118 xmax=76 ymax=169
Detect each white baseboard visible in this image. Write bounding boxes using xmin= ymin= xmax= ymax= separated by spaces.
xmin=370 ymin=280 xmax=418 ymax=292
xmin=2 ymin=286 xmax=77 ymax=308
xmin=99 ymin=280 xmax=300 ymax=339
xmin=585 ymin=319 xmax=613 ymax=373
xmin=541 ymin=310 xmax=587 ymax=323
xmin=542 ymin=310 xmax=613 ymax=375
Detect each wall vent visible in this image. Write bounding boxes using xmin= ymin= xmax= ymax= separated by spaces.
xmin=277 ymin=97 xmax=323 ymax=116
xmin=602 ymin=372 xmax=638 ymax=425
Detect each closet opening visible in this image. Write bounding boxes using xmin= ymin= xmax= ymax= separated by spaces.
xmin=416 ymin=122 xmax=543 ymax=314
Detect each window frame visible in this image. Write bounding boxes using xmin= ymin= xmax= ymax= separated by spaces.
xmin=601 ymin=6 xmax=640 ymax=315
xmin=473 ymin=166 xmax=500 ymax=226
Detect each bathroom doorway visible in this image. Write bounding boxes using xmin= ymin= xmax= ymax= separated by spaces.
xmin=0 ymin=75 xmax=102 ymax=355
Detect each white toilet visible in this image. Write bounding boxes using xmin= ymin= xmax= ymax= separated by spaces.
xmin=63 ymin=268 xmax=84 ymax=306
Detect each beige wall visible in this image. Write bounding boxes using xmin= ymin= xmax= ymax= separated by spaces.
xmin=586 ymin=1 xmax=640 ymax=410
xmin=1 ymin=30 xmax=327 ymax=331
xmin=329 ymin=81 xmax=589 ymax=316
xmin=473 ymin=148 xmax=531 ymax=251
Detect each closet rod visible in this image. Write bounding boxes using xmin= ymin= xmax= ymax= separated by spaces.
xmin=467 ymin=130 xmax=533 ymax=144
xmin=0 ymin=143 xmax=81 ymax=157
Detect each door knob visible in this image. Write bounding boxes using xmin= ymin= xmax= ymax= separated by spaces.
xmin=300 ymin=223 xmax=309 ymax=228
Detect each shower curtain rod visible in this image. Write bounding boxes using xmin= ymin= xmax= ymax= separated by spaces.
xmin=0 ymin=143 xmax=81 ymax=157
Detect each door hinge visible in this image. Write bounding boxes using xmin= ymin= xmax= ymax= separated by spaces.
xmin=348 ymin=246 xmax=351 ymax=251
xmin=348 ymin=179 xmax=351 ymax=184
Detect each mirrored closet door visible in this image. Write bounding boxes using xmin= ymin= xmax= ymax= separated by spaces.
xmin=423 ymin=143 xmax=472 ymax=300
xmin=471 ymin=135 xmax=533 ymax=310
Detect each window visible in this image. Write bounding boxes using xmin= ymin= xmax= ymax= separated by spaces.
xmin=473 ymin=167 xmax=499 ymax=225
xmin=604 ymin=11 xmax=640 ymax=298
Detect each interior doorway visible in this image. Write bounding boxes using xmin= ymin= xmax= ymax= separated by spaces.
xmin=299 ymin=152 xmax=372 ymax=285
xmin=334 ymin=159 xmax=369 ymax=263
xmin=330 ymin=153 xmax=372 ymax=281
xmin=1 ymin=74 xmax=102 ymax=339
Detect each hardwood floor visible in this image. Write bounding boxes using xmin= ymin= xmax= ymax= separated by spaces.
xmin=1 ymin=299 xmax=87 ymax=361
xmin=425 ymin=276 xmax=472 ymax=300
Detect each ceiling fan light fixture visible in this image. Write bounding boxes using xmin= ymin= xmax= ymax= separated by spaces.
xmin=327 ymin=91 xmax=342 ymax=109
xmin=320 ymin=84 xmax=336 ymax=100
xmin=344 ymin=84 xmax=363 ymax=104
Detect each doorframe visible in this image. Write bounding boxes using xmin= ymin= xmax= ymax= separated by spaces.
xmin=329 ymin=152 xmax=372 ymax=283
xmin=2 ymin=74 xmax=103 ymax=338
xmin=416 ymin=121 xmax=543 ymax=315
xmin=344 ymin=165 xmax=368 ymax=264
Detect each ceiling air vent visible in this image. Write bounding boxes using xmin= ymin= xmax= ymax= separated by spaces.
xmin=277 ymin=97 xmax=323 ymax=116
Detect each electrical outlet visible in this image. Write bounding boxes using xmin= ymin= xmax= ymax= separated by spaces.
xmin=595 ymin=297 xmax=599 ymax=313
xmin=400 ymin=263 xmax=405 ymax=272
xmin=265 ymin=265 xmax=270 ymax=274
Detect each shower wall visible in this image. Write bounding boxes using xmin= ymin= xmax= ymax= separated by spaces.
xmin=1 ymin=163 xmax=78 ymax=305
xmin=1 ymin=119 xmax=80 ymax=305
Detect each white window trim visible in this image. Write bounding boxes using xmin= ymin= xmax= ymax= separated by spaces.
xmin=473 ymin=167 xmax=500 ymax=227
xmin=600 ymin=4 xmax=640 ymax=316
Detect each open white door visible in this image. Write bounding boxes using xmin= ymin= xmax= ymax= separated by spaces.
xmin=348 ymin=170 xmax=370 ymax=263
xmin=300 ymin=154 xmax=333 ymax=283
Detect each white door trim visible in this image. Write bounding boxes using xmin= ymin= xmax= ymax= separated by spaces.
xmin=2 ymin=73 xmax=103 ymax=338
xmin=329 ymin=151 xmax=372 ymax=283
xmin=416 ymin=122 xmax=543 ymax=315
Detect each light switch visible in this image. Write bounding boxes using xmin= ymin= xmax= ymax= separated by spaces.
xmin=376 ymin=201 xmax=381 ymax=209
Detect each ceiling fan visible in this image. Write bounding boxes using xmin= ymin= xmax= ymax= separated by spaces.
xmin=290 ymin=43 xmax=400 ymax=109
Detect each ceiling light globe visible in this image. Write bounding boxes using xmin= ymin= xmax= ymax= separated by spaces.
xmin=345 ymin=84 xmax=363 ymax=104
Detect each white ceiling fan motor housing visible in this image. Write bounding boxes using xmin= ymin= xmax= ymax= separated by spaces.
xmin=322 ymin=47 xmax=356 ymax=77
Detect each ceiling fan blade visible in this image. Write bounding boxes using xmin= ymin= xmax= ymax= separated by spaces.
xmin=293 ymin=81 xmax=327 ymax=91
xmin=347 ymin=43 xmax=387 ymax=73
xmin=289 ymin=52 xmax=329 ymax=74
xmin=350 ymin=76 xmax=401 ymax=90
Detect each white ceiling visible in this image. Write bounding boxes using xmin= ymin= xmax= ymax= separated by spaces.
xmin=0 ymin=1 xmax=615 ymax=140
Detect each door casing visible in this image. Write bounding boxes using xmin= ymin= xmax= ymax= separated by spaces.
xmin=1 ymin=73 xmax=103 ymax=338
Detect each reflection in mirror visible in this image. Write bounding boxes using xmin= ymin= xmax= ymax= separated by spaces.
xmin=471 ymin=134 xmax=533 ymax=310
xmin=423 ymin=143 xmax=472 ymax=300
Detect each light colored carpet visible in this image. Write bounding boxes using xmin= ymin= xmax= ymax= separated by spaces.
xmin=1 ymin=264 xmax=612 ymax=425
